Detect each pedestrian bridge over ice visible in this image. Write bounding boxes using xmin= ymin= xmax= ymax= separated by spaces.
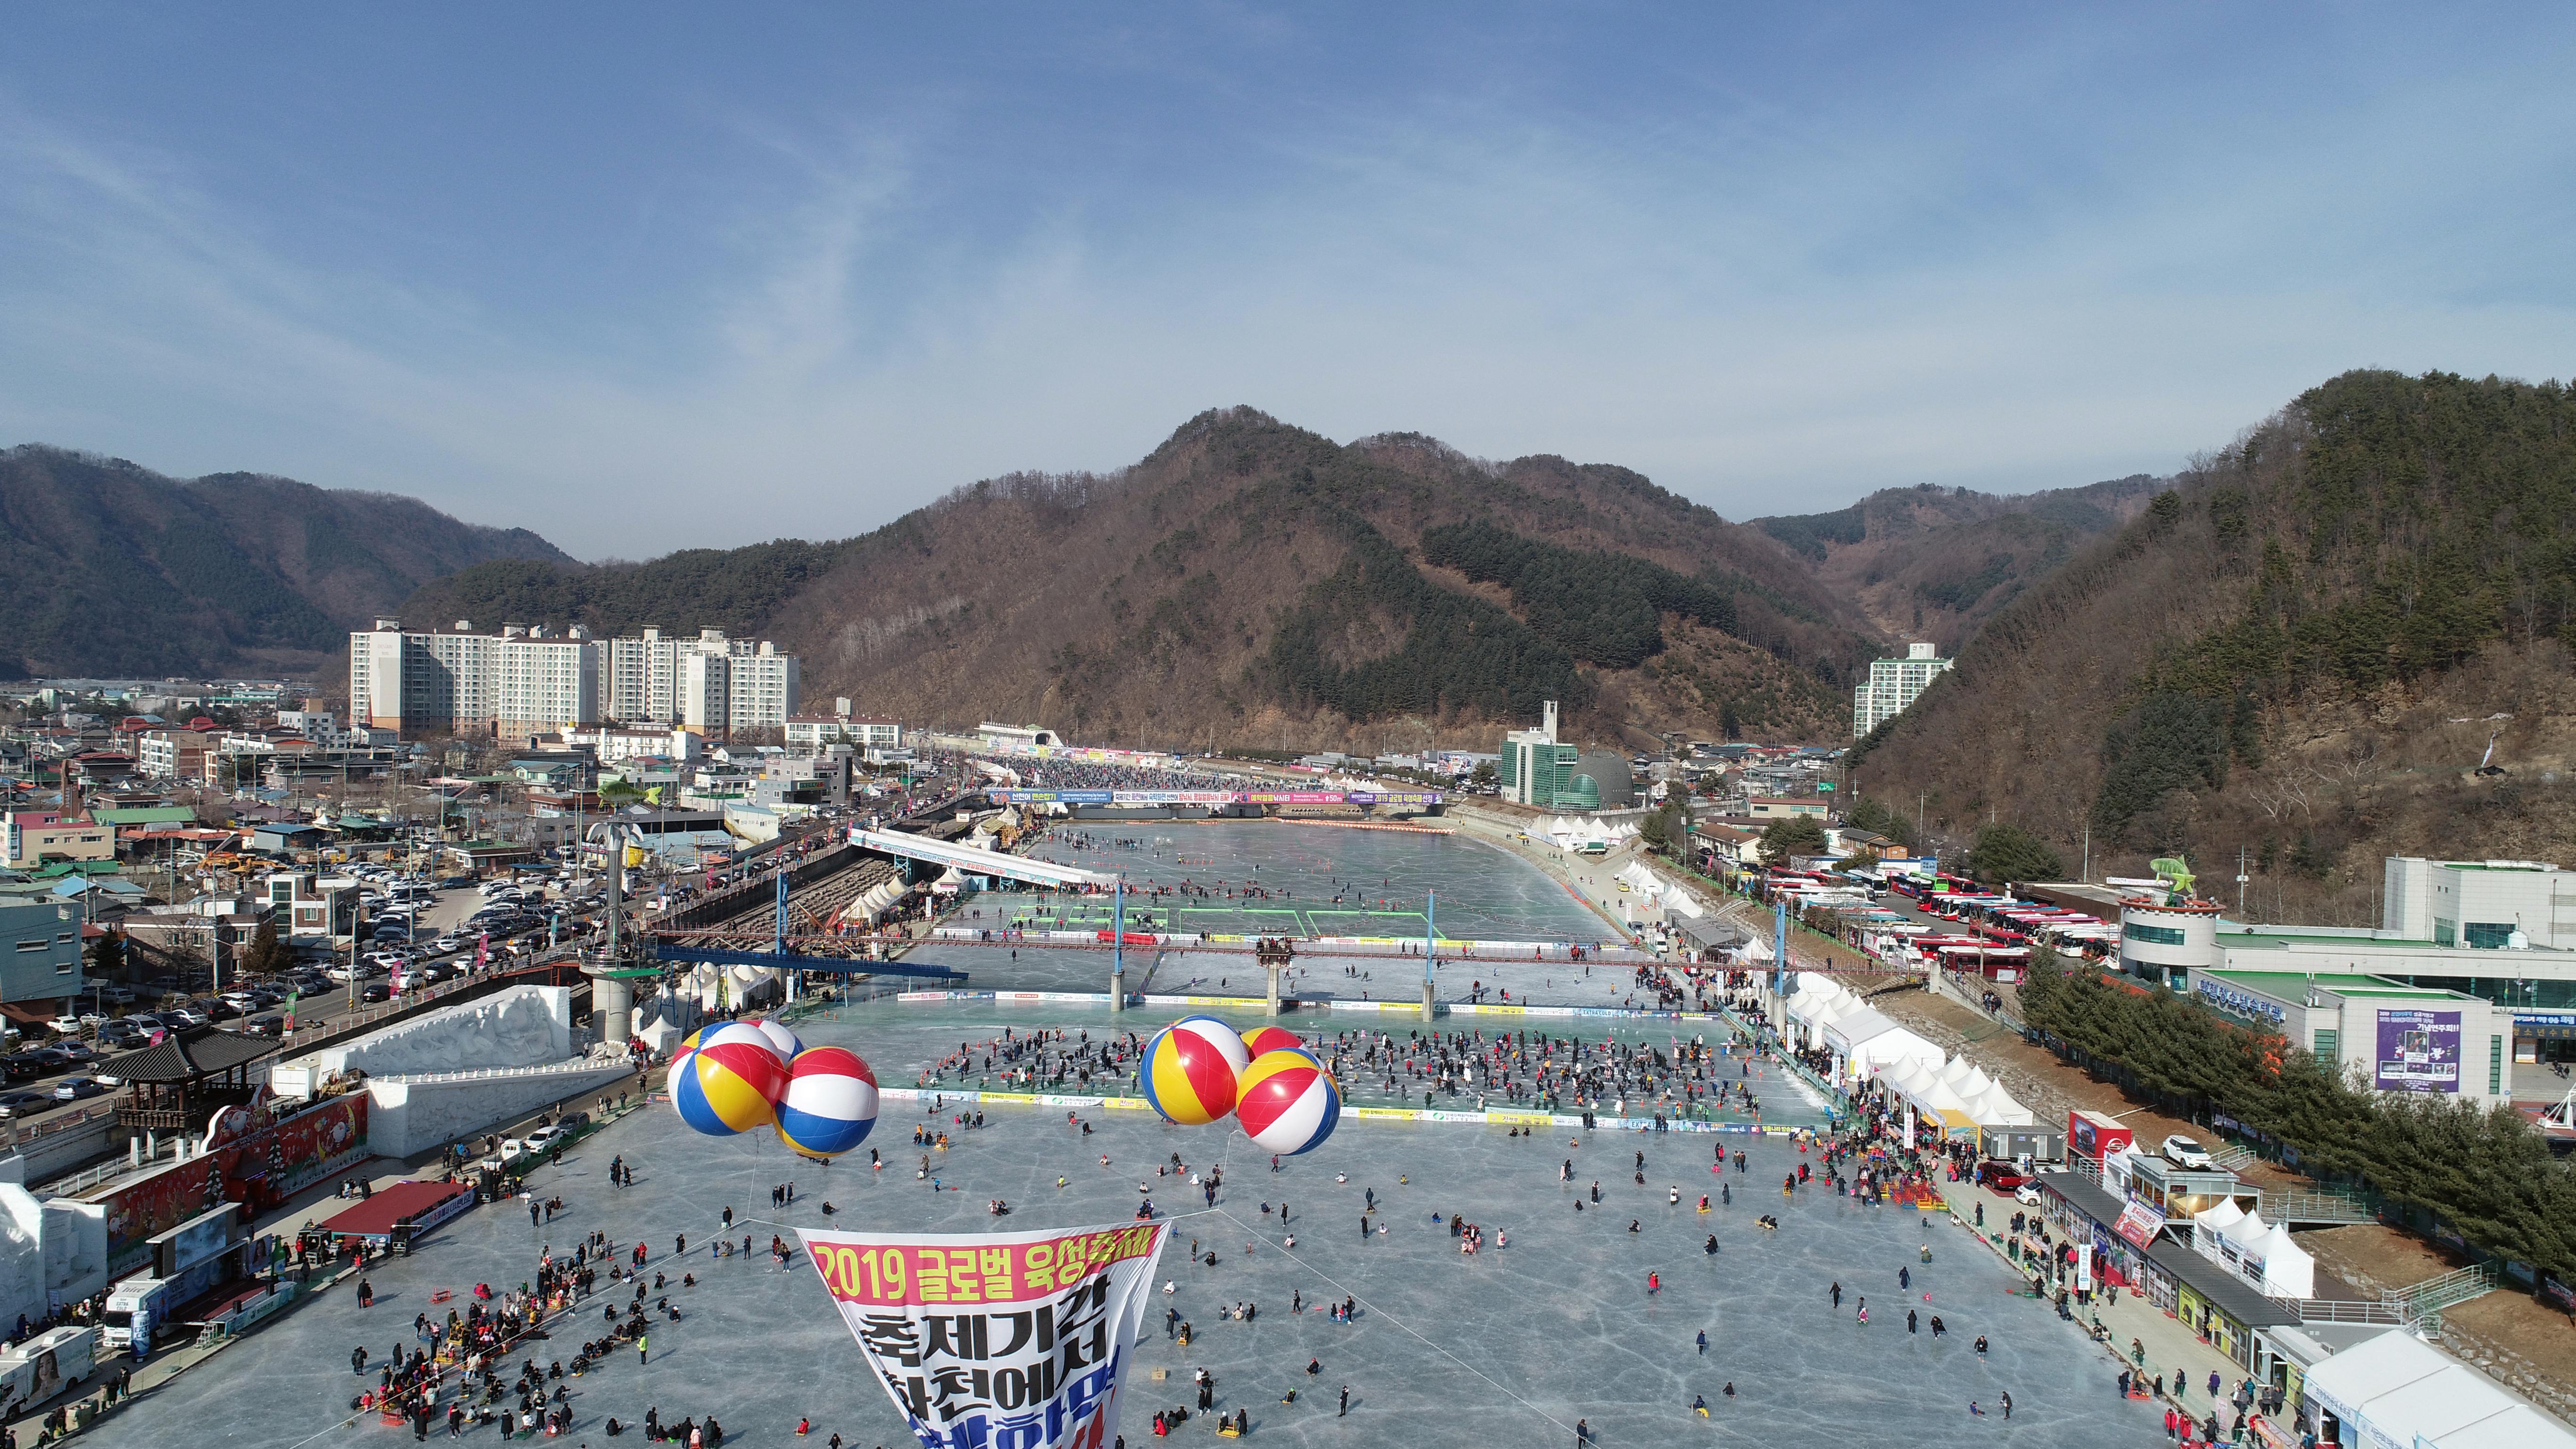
xmin=846 ymin=825 xmax=1120 ymax=891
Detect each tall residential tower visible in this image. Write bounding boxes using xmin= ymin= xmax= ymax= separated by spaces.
xmin=1853 ymin=642 xmax=1952 ymax=737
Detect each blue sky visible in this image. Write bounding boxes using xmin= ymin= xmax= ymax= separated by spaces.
xmin=3 ymin=6 xmax=2570 ymax=556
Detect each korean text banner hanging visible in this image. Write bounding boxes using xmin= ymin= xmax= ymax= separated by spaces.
xmin=802 ymin=1221 xmax=1169 ymax=1449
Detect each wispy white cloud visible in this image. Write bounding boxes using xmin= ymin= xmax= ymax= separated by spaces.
xmin=0 ymin=10 xmax=2569 ymax=556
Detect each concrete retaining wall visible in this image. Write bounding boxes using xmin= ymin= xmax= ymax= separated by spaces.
xmin=8 ymin=1116 xmax=120 ymax=1188
xmin=364 ymin=1061 xmax=637 ymax=1158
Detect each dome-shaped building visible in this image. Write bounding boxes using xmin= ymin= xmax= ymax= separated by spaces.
xmin=1570 ymin=750 xmax=1636 ymax=810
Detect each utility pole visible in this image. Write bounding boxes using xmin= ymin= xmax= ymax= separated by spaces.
xmin=2237 ymin=845 xmax=2250 ymax=919
xmin=1771 ymin=897 xmax=1788 ymax=1033
xmin=1110 ymin=877 xmax=1124 ymax=1010
xmin=1420 ymin=890 xmax=1437 ymax=1020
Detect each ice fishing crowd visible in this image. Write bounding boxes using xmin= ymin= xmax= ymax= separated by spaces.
xmin=1313 ymin=1027 xmax=1771 ymax=1121
xmin=330 ymin=1190 xmax=814 ymax=1445
xmin=910 ymin=1023 xmax=1784 ymax=1123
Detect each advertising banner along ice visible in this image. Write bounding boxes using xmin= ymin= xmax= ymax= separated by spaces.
xmin=802 ymin=1221 xmax=1169 ymax=1449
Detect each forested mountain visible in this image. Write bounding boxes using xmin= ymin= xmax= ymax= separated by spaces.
xmin=1850 ymin=370 xmax=2576 ymax=925
xmin=0 ymin=446 xmax=571 ymax=678
xmin=397 ymin=410 xmax=1887 ymax=752
xmin=1753 ymin=475 xmax=2167 ymax=649
xmin=395 ymin=540 xmax=855 ymax=644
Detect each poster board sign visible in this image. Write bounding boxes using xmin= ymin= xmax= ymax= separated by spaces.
xmin=2374 ymin=1009 xmax=2461 ymax=1093
xmin=2113 ymin=1200 xmax=2164 ymax=1249
xmin=803 ymin=1221 xmax=1168 ymax=1449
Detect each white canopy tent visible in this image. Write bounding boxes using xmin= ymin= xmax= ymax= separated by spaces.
xmin=1825 ymin=1008 xmax=1947 ymax=1082
xmin=2301 ymin=1329 xmax=2576 ymax=1449
xmin=2192 ymin=1202 xmax=2316 ymax=1300
xmin=2192 ymin=1199 xmax=2246 ymax=1240
xmin=1965 ymin=1081 xmax=2036 ymax=1127
xmin=1785 ymin=975 xmax=1856 ymax=1024
xmin=1806 ymin=996 xmax=1872 ymax=1051
xmin=1935 ymin=1055 xmax=1999 ymax=1100
xmin=1877 ymin=1057 xmax=1980 ymax=1141
xmin=2250 ymin=1221 xmax=2314 ymax=1299
xmin=1887 ymin=1063 xmax=1975 ymax=1119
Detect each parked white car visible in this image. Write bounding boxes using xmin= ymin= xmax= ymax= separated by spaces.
xmin=2160 ymin=1134 xmax=2214 ymax=1170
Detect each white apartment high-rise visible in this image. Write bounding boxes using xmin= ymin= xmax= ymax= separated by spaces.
xmin=723 ymin=642 xmax=799 ymax=731
xmin=353 ymin=620 xmax=795 ymax=738
xmin=1853 ymin=642 xmax=1952 ymax=738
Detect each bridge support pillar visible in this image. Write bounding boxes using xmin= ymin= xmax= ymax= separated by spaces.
xmin=586 ymin=963 xmax=635 ymax=1040
xmin=1266 ymin=963 xmax=1281 ymax=1017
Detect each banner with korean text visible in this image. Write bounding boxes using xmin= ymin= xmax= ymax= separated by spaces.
xmin=802 ymin=1221 xmax=1169 ymax=1449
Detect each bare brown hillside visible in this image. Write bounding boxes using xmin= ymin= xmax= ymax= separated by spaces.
xmin=759 ymin=410 xmax=1877 ymax=752
xmin=1850 ymin=370 xmax=2576 ymax=923
xmin=1750 ymin=476 xmax=2167 ymax=650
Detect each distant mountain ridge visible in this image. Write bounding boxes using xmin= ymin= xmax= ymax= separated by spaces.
xmin=0 ymin=445 xmax=571 ymax=678
xmin=396 ymin=409 xmax=1891 ymax=751
xmin=1753 ymin=475 xmax=2169 ymax=650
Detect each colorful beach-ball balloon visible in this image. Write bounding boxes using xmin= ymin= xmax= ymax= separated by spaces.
xmin=1142 ymin=1016 xmax=1252 ymax=1126
xmin=774 ymin=1047 xmax=880 ymax=1159
xmin=679 ymin=1021 xmax=776 ymax=1058
xmin=747 ymin=1017 xmax=804 ymax=1061
xmin=672 ymin=1037 xmax=790 ymax=1136
xmin=1239 ymin=1025 xmax=1303 ymax=1059
xmin=1235 ymin=1048 xmax=1340 ymax=1155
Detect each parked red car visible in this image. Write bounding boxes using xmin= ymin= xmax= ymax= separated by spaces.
xmin=1979 ymin=1162 xmax=2030 ymax=1191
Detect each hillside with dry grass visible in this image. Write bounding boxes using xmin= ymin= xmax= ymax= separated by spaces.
xmin=1751 ymin=475 xmax=2168 ymax=651
xmin=398 ymin=409 xmax=1885 ymax=753
xmin=1851 ymin=369 xmax=2576 ymax=922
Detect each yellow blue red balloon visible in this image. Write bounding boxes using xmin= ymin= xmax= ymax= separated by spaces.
xmin=673 ymin=1036 xmax=789 ymax=1135
xmin=774 ymin=1046 xmax=880 ymax=1159
xmin=1234 ymin=1048 xmax=1341 ymax=1155
xmin=1239 ymin=1025 xmax=1303 ymax=1058
xmin=1142 ymin=1016 xmax=1251 ymax=1126
xmin=747 ymin=1017 xmax=804 ymax=1061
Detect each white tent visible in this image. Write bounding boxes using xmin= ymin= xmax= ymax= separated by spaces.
xmin=2222 ymin=1208 xmax=2272 ymax=1255
xmin=1936 ymin=1055 xmax=1999 ymax=1099
xmin=2251 ymin=1221 xmax=2313 ymax=1299
xmin=1877 ymin=1056 xmax=1936 ymax=1098
xmin=1889 ymin=1065 xmax=1975 ymax=1119
xmin=1965 ymin=1081 xmax=2035 ymax=1127
xmin=2302 ymin=1329 xmax=2576 ymax=1449
xmin=1795 ymin=991 xmax=1867 ymax=1050
xmin=1877 ymin=1058 xmax=1979 ymax=1139
xmin=2192 ymin=1199 xmax=2246 ymax=1241
xmin=2194 ymin=1203 xmax=2316 ymax=1299
xmin=1827 ymin=1009 xmax=1946 ymax=1079
xmin=1785 ymin=977 xmax=1854 ymax=1024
